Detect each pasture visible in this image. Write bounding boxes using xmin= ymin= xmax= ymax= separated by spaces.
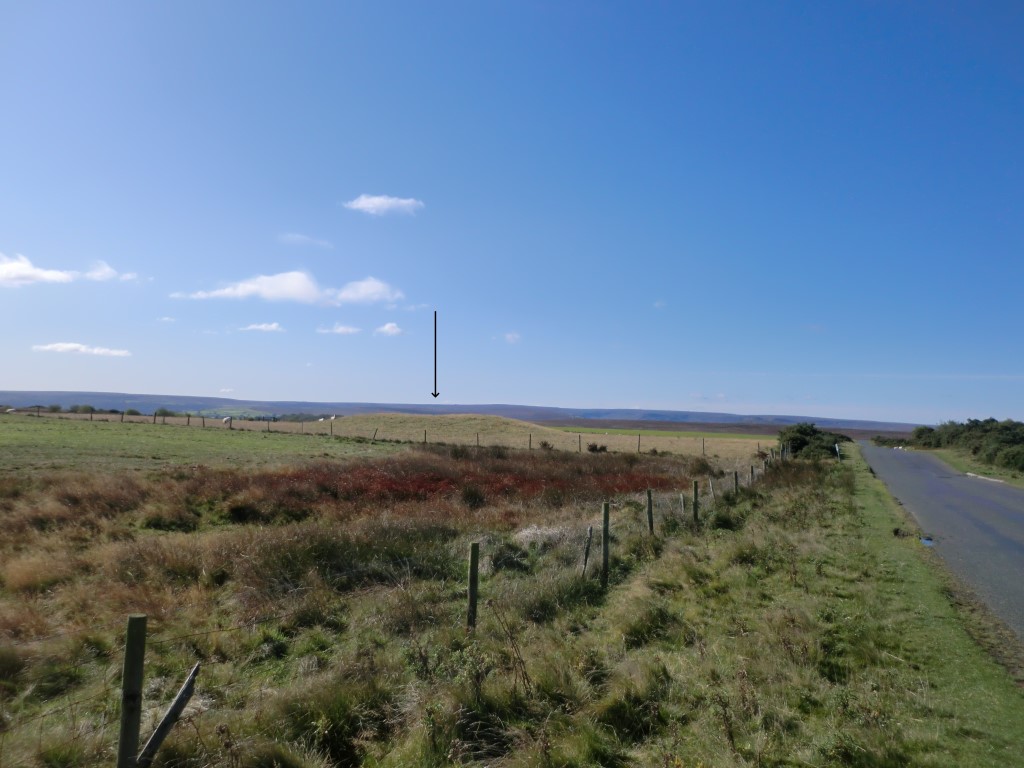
xmin=0 ymin=417 xmax=1021 ymax=767
xmin=4 ymin=411 xmax=768 ymax=468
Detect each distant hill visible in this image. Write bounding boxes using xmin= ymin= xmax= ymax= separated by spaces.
xmin=0 ymin=390 xmax=921 ymax=434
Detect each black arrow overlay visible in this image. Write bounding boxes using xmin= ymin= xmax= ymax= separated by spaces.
xmin=431 ymin=310 xmax=439 ymax=398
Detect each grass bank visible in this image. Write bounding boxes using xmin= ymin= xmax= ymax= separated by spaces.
xmin=927 ymin=447 xmax=1024 ymax=489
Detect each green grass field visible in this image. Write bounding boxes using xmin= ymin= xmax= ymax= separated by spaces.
xmin=0 ymin=414 xmax=393 ymax=473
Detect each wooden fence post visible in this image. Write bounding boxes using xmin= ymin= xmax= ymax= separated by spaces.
xmin=372 ymin=428 xmax=378 ymax=442
xmin=708 ymin=476 xmax=716 ymax=503
xmin=424 ymin=430 xmax=427 ymax=445
xmin=601 ymin=502 xmax=610 ymax=589
xmin=152 ymin=413 xmax=156 ymax=424
xmin=467 ymin=543 xmax=480 ymax=631
xmin=646 ymin=489 xmax=654 ymax=534
xmin=136 ymin=663 xmax=200 ymax=768
xmin=117 ymin=614 xmax=147 ymax=768
xmin=120 ymin=411 xmax=125 ymax=423
xmin=733 ymin=471 xmax=739 ymax=494
xmin=835 ymin=443 xmax=842 ymax=461
xmin=692 ymin=480 xmax=699 ymax=524
xmin=529 ymin=433 xmax=532 ymax=450
xmin=750 ymin=465 xmax=755 ymax=483
xmin=702 ymin=437 xmax=705 ymax=456
xmin=581 ymin=525 xmax=594 ymax=576
xmin=201 ymin=416 xmax=205 ymax=428
xmin=637 ymin=433 xmax=641 ymax=453
xmin=578 ymin=434 xmax=582 ymax=452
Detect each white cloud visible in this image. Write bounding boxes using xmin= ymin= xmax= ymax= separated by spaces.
xmin=240 ymin=322 xmax=284 ymax=332
xmin=278 ymin=232 xmax=333 ymax=249
xmin=336 ymin=276 xmax=404 ymax=304
xmin=85 ymin=261 xmax=118 ymax=281
xmin=1 ymin=253 xmax=134 ymax=286
xmin=175 ymin=271 xmax=404 ymax=306
xmin=32 ymin=342 xmax=131 ymax=357
xmin=158 ymin=316 xmax=176 ymax=323
xmin=343 ymin=194 xmax=424 ymax=216
xmin=176 ymin=271 xmax=324 ymax=302
xmin=317 ymin=324 xmax=362 ymax=335
xmin=1 ymin=253 xmax=76 ymax=287
xmin=220 ymin=388 xmax=234 ymax=393
xmin=504 ymin=332 xmax=521 ymax=344
xmin=374 ymin=322 xmax=402 ymax=336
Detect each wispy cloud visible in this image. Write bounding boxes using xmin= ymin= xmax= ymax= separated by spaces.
xmin=174 ymin=271 xmax=325 ymax=302
xmin=504 ymin=332 xmax=521 ymax=344
xmin=338 ymin=276 xmax=404 ymax=304
xmin=278 ymin=232 xmax=333 ymax=249
xmin=0 ymin=253 xmax=136 ymax=287
xmin=343 ymin=194 xmax=424 ymax=216
xmin=85 ymin=261 xmax=118 ymax=281
xmin=374 ymin=322 xmax=403 ymax=336
xmin=317 ymin=324 xmax=362 ymax=335
xmin=240 ymin=322 xmax=284 ymax=332
xmin=158 ymin=316 xmax=176 ymax=323
xmin=174 ymin=271 xmax=403 ymax=306
xmin=32 ymin=342 xmax=131 ymax=357
xmin=220 ymin=388 xmax=234 ymax=393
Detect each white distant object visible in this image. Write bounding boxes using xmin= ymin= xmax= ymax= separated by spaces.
xmin=222 ymin=416 xmax=232 ymax=424
xmin=331 ymin=415 xmax=336 ymax=420
xmin=5 ymin=408 xmax=15 ymax=413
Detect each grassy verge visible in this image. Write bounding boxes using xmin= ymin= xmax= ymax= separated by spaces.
xmin=927 ymin=447 xmax=1024 ymax=489
xmin=1 ymin=426 xmax=1022 ymax=766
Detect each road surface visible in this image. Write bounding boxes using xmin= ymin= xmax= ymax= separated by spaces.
xmin=859 ymin=442 xmax=1024 ymax=640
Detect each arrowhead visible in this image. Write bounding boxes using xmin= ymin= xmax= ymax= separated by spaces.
xmin=431 ymin=392 xmax=440 ymax=398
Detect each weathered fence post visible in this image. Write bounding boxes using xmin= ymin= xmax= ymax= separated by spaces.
xmin=702 ymin=437 xmax=705 ymax=456
xmin=692 ymin=480 xmax=699 ymax=524
xmin=476 ymin=432 xmax=479 ymax=447
xmin=137 ymin=663 xmax=200 ymax=768
xmin=529 ymin=433 xmax=532 ymax=450
xmin=120 ymin=411 xmax=125 ymax=423
xmin=201 ymin=416 xmax=205 ymax=428
xmin=581 ymin=525 xmax=594 ymax=576
xmin=750 ymin=465 xmax=755 ymax=484
xmin=733 ymin=471 xmax=739 ymax=494
xmin=372 ymin=428 xmax=378 ymax=442
xmin=646 ymin=489 xmax=654 ymax=534
xmin=708 ymin=476 xmax=716 ymax=503
xmin=578 ymin=434 xmax=582 ymax=452
xmin=637 ymin=433 xmax=641 ymax=453
xmin=186 ymin=414 xmax=190 ymax=426
xmin=424 ymin=430 xmax=427 ymax=445
xmin=117 ymin=614 xmax=147 ymax=768
xmin=601 ymin=502 xmax=610 ymax=589
xmin=467 ymin=543 xmax=480 ymax=631
xmin=152 ymin=413 xmax=156 ymax=424
xmin=835 ymin=443 xmax=842 ymax=461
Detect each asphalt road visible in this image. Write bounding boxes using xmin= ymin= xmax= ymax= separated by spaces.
xmin=859 ymin=442 xmax=1024 ymax=640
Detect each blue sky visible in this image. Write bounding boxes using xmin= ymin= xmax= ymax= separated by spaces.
xmin=1 ymin=2 xmax=1022 ymax=424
